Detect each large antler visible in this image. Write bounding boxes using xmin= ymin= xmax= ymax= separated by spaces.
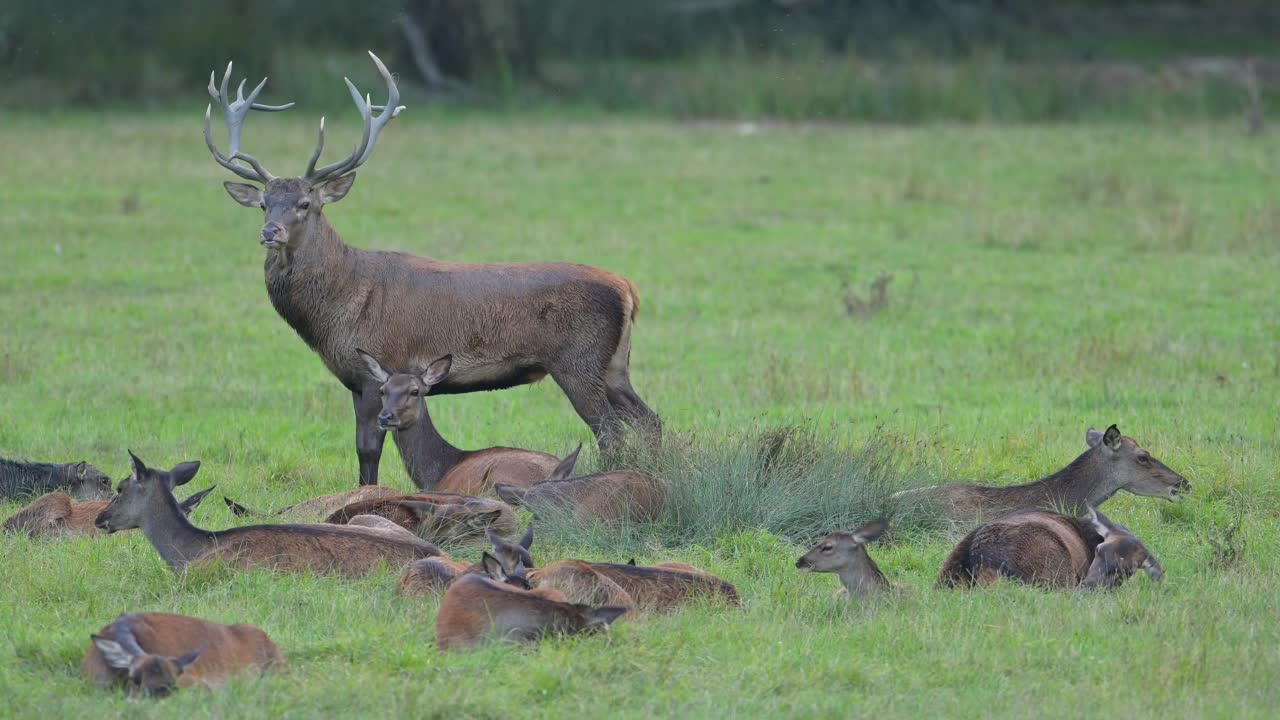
xmin=203 ymin=62 xmax=294 ymax=184
xmin=304 ymin=51 xmax=406 ymax=185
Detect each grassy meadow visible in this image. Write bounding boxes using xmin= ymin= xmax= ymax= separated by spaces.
xmin=0 ymin=110 xmax=1277 ymax=718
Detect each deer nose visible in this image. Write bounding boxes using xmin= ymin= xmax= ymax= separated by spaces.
xmin=377 ymin=412 xmax=395 ymax=426
xmin=260 ymin=223 xmax=284 ymax=245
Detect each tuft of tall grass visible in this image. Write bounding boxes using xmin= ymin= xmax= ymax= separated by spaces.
xmin=533 ymin=424 xmax=944 ymax=554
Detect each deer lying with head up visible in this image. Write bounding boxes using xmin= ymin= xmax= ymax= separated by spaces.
xmin=95 ymin=452 xmax=440 ymax=577
xmin=395 ymin=526 xmax=534 ymax=597
xmin=83 ymin=612 xmax=285 ymax=696
xmin=493 ymin=445 xmax=664 ymax=525
xmin=796 ymin=520 xmax=894 ymax=598
xmin=936 ymin=506 xmax=1163 ymax=591
xmin=223 ymin=485 xmax=402 ymax=520
xmin=357 ymin=350 xmax=564 ymax=494
xmin=205 ymin=52 xmax=658 ymax=488
xmin=892 ymin=425 xmax=1190 ymax=524
xmin=4 ymin=483 xmax=213 ymax=540
xmin=1 ymin=457 xmax=112 ymax=501
xmin=324 ymin=491 xmax=517 ymax=544
xmin=436 ymin=556 xmax=629 ymax=651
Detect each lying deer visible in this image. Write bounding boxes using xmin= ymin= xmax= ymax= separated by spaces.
xmin=323 ymin=491 xmax=517 ymax=544
xmin=892 ymin=425 xmax=1190 ymax=523
xmin=436 ymin=556 xmax=628 ymax=651
xmin=95 ymin=452 xmax=440 ymax=578
xmin=223 ymin=485 xmax=402 ymax=520
xmin=795 ymin=520 xmax=894 ymax=598
xmin=4 ymin=484 xmax=213 ymax=539
xmin=83 ymin=612 xmax=285 ymax=696
xmin=206 ymin=53 xmax=657 ymax=487
xmin=530 ymin=560 xmax=741 ymax=612
xmin=493 ymin=445 xmax=664 ymax=524
xmin=395 ymin=526 xmax=534 ymax=598
xmin=1 ymin=457 xmax=112 ymax=501
xmin=358 ymin=350 xmax=563 ymax=494
xmin=936 ymin=506 xmax=1163 ymax=590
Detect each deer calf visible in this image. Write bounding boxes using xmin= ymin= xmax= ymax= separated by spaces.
xmin=324 ymin=491 xmax=517 ymax=544
xmin=436 ymin=561 xmax=628 ymax=651
xmin=494 ymin=445 xmax=664 ymax=525
xmin=83 ymin=612 xmax=285 ymax=696
xmin=395 ymin=526 xmax=535 ymax=597
xmin=936 ymin=507 xmax=1163 ymax=591
xmin=4 ymin=485 xmax=212 ymax=539
xmin=796 ymin=520 xmax=893 ymax=598
xmin=1 ymin=457 xmax=112 ymax=501
xmin=892 ymin=425 xmax=1191 ymax=524
xmin=95 ymin=452 xmax=440 ymax=578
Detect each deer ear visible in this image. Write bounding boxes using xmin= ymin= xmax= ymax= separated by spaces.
xmin=627 ymin=558 xmax=637 ymax=566
xmin=1102 ymin=424 xmax=1123 ymax=451
xmin=397 ymin=501 xmax=438 ymax=520
xmin=585 ymin=606 xmax=629 ymax=627
xmin=173 ymin=646 xmax=202 ymax=673
xmin=92 ymin=635 xmax=136 ymax=669
xmin=853 ymin=519 xmax=889 ymax=544
xmin=548 ymin=444 xmax=582 ymax=482
xmin=74 ymin=461 xmax=88 ymax=478
xmin=178 ymin=486 xmax=215 ymax=515
xmin=355 ymin=349 xmax=391 ymax=384
xmin=420 ymin=355 xmax=452 ymax=387
xmin=468 ymin=509 xmax=503 ymax=528
xmin=493 ymin=484 xmax=526 ymax=506
xmin=317 ymin=173 xmax=356 ymax=204
xmin=518 ymin=524 xmax=534 ymax=550
xmin=223 ymin=182 xmax=263 ymax=208
xmin=127 ymin=451 xmax=147 ymax=479
xmin=480 ymin=552 xmax=506 ymax=580
xmin=1141 ymin=555 xmax=1164 ymax=583
xmin=169 ymin=461 xmax=201 ymax=488
xmin=1086 ymin=428 xmax=1104 ymax=448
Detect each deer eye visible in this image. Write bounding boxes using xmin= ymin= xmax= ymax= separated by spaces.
xmin=378 ymin=387 xmax=386 ymax=397
xmin=1137 ymin=454 xmax=1151 ymax=465
xmin=297 ymin=200 xmax=311 ymax=211
xmin=821 ymin=545 xmax=833 ymax=553
xmin=410 ymin=388 xmax=420 ymax=397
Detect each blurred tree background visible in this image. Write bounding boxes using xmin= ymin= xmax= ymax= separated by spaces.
xmin=1 ymin=0 xmax=1277 ymax=121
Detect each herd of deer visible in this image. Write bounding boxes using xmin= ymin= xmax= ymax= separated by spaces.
xmin=3 ymin=53 xmax=1195 ymax=698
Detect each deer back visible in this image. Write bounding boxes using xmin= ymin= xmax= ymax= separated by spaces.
xmin=937 ymin=511 xmax=1100 ymax=589
xmin=435 ymin=573 xmax=625 ymax=651
xmin=527 ymin=561 xmax=636 ymax=609
xmin=193 ymin=523 xmax=440 ymax=578
xmin=588 ymin=562 xmax=741 ymax=611
xmin=395 ymin=556 xmax=476 ymax=598
xmin=435 ymin=449 xmax=562 ymax=495
xmin=497 ymin=471 xmax=664 ymax=524
xmin=3 ymin=492 xmax=75 ymax=537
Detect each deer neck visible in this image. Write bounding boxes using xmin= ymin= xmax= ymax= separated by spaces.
xmin=390 ymin=400 xmax=467 ymax=490
xmin=837 ymin=552 xmax=890 ymax=595
xmin=1034 ymin=448 xmax=1115 ymax=513
xmin=263 ymin=214 xmax=359 ymax=353
xmin=140 ymin=485 xmax=217 ymax=572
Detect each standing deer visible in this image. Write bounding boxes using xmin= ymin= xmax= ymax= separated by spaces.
xmin=891 ymin=425 xmax=1190 ymax=524
xmin=356 ymin=350 xmax=561 ymax=494
xmin=936 ymin=506 xmax=1163 ymax=591
xmin=205 ymin=52 xmax=658 ymax=487
xmin=95 ymin=452 xmax=440 ymax=577
xmin=83 ymin=612 xmax=285 ymax=696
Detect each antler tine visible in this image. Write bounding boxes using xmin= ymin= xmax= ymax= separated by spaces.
xmin=304 ymin=116 xmax=328 ymax=180
xmin=303 ymin=51 xmax=404 ymax=183
xmin=203 ymin=60 xmax=294 ymax=184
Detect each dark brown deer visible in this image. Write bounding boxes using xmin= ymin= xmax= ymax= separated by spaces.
xmin=795 ymin=520 xmax=893 ymax=598
xmin=83 ymin=612 xmax=285 ymax=696
xmin=395 ymin=526 xmax=534 ymax=597
xmin=4 ymin=485 xmax=213 ymax=539
xmin=436 ymin=561 xmax=628 ymax=651
xmin=892 ymin=425 xmax=1190 ymax=524
xmin=357 ymin=350 xmax=562 ymax=494
xmin=205 ymin=53 xmax=658 ymax=487
xmin=493 ymin=445 xmax=664 ymax=524
xmin=324 ymin=491 xmax=516 ymax=544
xmin=223 ymin=485 xmax=403 ymax=520
xmin=95 ymin=452 xmax=440 ymax=577
xmin=1 ymin=457 xmax=112 ymax=501
xmin=936 ymin=506 xmax=1163 ymax=591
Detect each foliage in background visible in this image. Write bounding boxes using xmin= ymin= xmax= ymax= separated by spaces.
xmin=2 ymin=1 xmax=1279 ymax=121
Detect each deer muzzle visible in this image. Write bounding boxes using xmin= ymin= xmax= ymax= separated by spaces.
xmin=260 ymin=222 xmax=286 ymax=248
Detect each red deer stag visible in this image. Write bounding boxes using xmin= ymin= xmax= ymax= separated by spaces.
xmin=205 ymin=52 xmax=658 ymax=487
xmin=83 ymin=612 xmax=285 ymax=696
xmin=356 ymin=350 xmax=561 ymax=494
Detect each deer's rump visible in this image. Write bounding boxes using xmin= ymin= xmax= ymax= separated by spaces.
xmin=438 ymin=449 xmax=561 ymax=494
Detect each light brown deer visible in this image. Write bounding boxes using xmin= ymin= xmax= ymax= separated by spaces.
xmin=395 ymin=526 xmax=534 ymax=598
xmin=95 ymin=452 xmax=440 ymax=578
xmin=795 ymin=520 xmax=893 ymax=598
xmin=323 ymin=491 xmax=517 ymax=543
xmin=4 ymin=484 xmax=213 ymax=540
xmin=205 ymin=53 xmax=657 ymax=487
xmin=83 ymin=612 xmax=285 ymax=696
xmin=436 ymin=560 xmax=628 ymax=651
xmin=530 ymin=560 xmax=740 ymax=612
xmin=493 ymin=445 xmax=663 ymax=525
xmin=936 ymin=506 xmax=1163 ymax=591
xmin=223 ymin=485 xmax=402 ymax=520
xmin=892 ymin=425 xmax=1190 ymax=524
xmin=357 ymin=350 xmax=563 ymax=494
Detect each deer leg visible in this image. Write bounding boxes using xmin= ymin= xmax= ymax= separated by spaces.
xmin=551 ymin=369 xmax=622 ymax=450
xmin=605 ymin=376 xmax=661 ymax=438
xmin=352 ymin=388 xmax=387 ymax=486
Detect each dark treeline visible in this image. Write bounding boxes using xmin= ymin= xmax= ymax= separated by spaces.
xmin=1 ymin=1 xmax=1277 ymax=120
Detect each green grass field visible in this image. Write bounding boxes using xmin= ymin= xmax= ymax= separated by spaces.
xmin=1 ymin=111 xmax=1277 ymax=718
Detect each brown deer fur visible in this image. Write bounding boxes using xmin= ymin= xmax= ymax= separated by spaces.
xmin=892 ymin=425 xmax=1191 ymax=524
xmin=224 ymin=486 xmax=403 ymax=520
xmin=796 ymin=520 xmax=892 ymax=597
xmin=5 ymin=486 xmax=212 ymax=539
xmin=83 ymin=612 xmax=284 ymax=696
xmin=95 ymin=452 xmax=439 ymax=578
xmin=493 ymin=445 xmax=664 ymax=525
xmin=324 ymin=492 xmax=516 ymax=544
xmin=395 ymin=526 xmax=535 ymax=597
